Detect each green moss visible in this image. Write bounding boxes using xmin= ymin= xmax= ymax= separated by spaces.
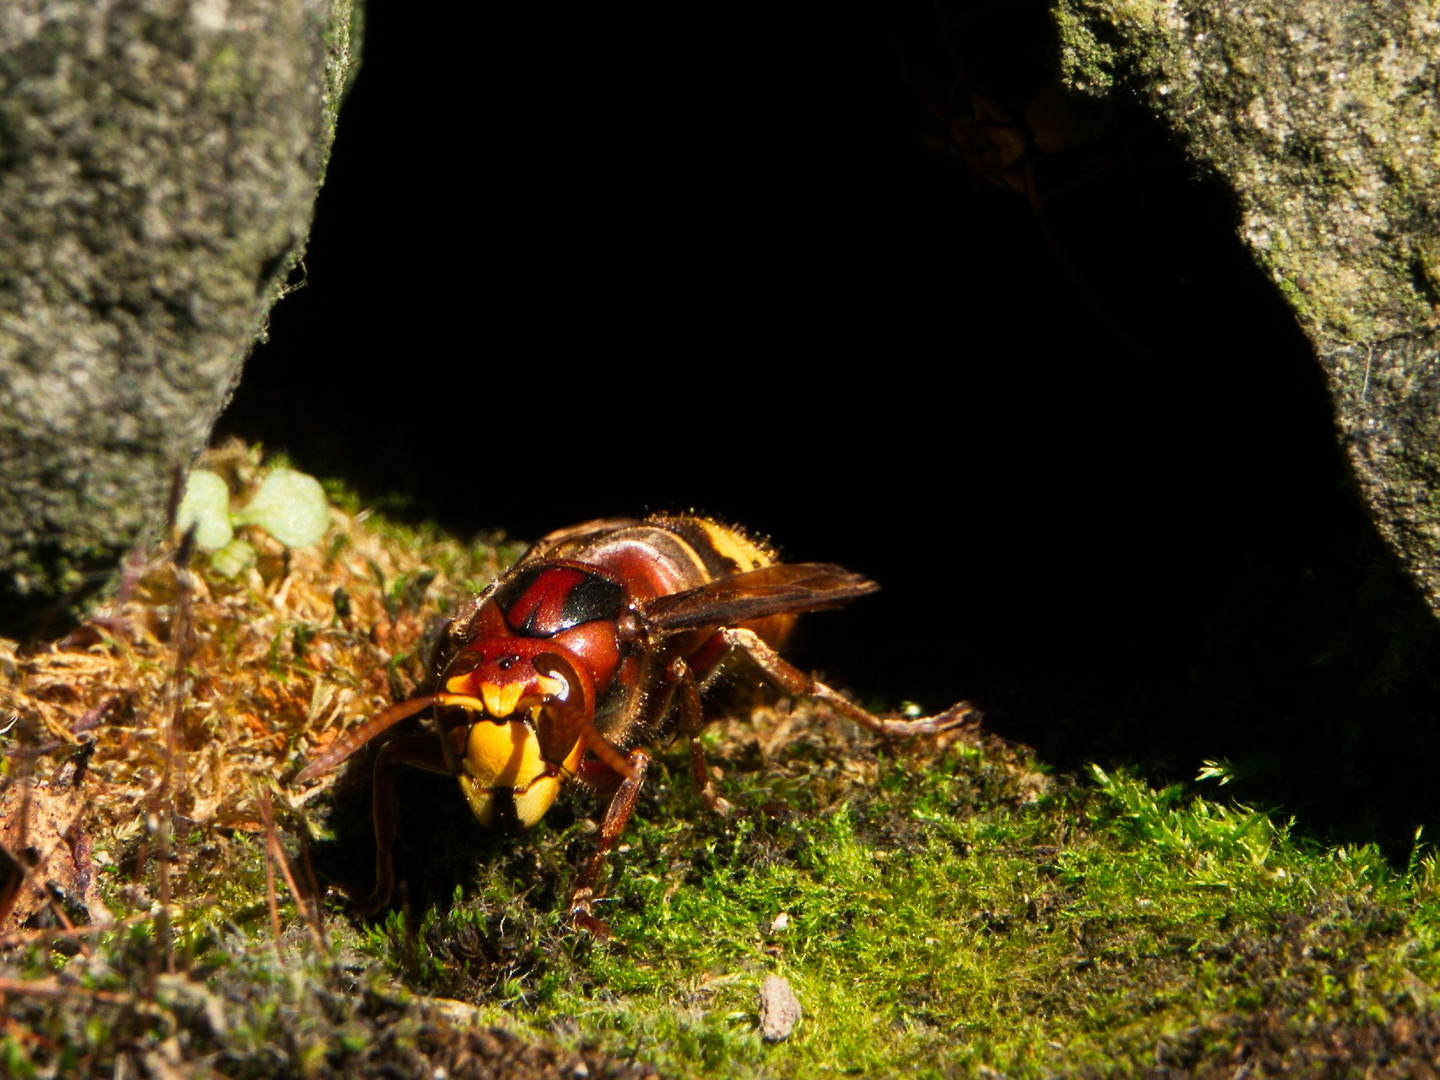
xmin=201 ymin=42 xmax=246 ymax=101
xmin=18 ymin=748 xmax=1440 ymax=1078
xmin=323 ymin=0 xmax=363 ymax=128
xmin=335 ymin=735 xmax=1440 ymax=1076
xmin=10 ymin=497 xmax=1440 ymax=1076
xmin=1053 ymin=5 xmax=1120 ymax=95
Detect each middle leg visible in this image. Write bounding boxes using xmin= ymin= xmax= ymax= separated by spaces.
xmin=667 ymin=655 xmax=734 ymax=816
xmin=717 ymin=627 xmax=981 ymax=738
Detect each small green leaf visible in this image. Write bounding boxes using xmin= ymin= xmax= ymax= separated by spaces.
xmin=176 ymin=470 xmax=234 ymax=551
xmin=210 ymin=538 xmax=257 ymax=577
xmin=232 ymin=469 xmax=330 ymax=548
xmin=1196 ymin=759 xmax=1236 ymax=786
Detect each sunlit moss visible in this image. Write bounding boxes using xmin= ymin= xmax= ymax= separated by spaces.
xmin=5 ymin=447 xmax=1440 ymax=1076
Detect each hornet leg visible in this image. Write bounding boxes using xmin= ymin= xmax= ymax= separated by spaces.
xmin=365 ymin=733 xmax=451 ymax=913
xmin=569 ymin=748 xmax=651 ymax=938
xmin=667 ymin=656 xmax=734 ymax=816
xmin=718 ymin=627 xmax=981 ymax=738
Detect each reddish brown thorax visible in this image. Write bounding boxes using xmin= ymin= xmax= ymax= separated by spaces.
xmin=446 ymin=564 xmax=626 ymax=703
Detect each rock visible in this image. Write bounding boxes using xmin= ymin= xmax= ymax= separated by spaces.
xmin=1054 ymin=0 xmax=1440 ymax=614
xmin=759 ymin=974 xmax=802 ymax=1042
xmin=0 ymin=0 xmax=359 ymax=634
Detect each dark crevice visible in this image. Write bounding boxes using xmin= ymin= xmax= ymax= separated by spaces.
xmin=216 ymin=0 xmax=1440 ymax=856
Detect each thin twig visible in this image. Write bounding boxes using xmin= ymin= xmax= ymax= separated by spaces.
xmin=0 ymin=909 xmax=154 ymax=950
xmin=155 ymin=811 xmax=174 ymax=975
xmin=297 ymin=825 xmax=323 ymax=923
xmin=256 ymin=788 xmax=328 ymax=956
xmin=154 ymin=547 xmax=199 ymax=977
xmin=0 ymin=976 xmax=132 ymax=1004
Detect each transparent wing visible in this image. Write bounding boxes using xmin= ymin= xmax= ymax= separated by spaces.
xmin=641 ymin=563 xmax=878 ymax=632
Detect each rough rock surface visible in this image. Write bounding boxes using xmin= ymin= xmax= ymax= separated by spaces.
xmin=0 ymin=0 xmax=358 ymax=631
xmin=1055 ymin=0 xmax=1440 ymax=613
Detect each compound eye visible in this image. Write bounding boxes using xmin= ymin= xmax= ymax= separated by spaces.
xmin=533 ymin=654 xmax=573 ymax=702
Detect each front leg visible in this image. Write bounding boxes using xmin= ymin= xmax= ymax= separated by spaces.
xmin=569 ymin=748 xmax=651 ymax=937
xmin=718 ymin=628 xmax=980 ymax=738
xmin=366 ymin=732 xmax=452 ymax=913
xmin=668 ymin=656 xmax=735 ymax=816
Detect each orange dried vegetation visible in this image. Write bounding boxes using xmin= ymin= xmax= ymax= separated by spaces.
xmin=0 ymin=441 xmax=513 ymax=933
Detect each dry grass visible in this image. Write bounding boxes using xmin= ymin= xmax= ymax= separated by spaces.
xmin=1 ymin=441 xmax=512 ymax=939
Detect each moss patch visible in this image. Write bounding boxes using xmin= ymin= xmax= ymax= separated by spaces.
xmin=5 ymin=446 xmax=1440 ymax=1077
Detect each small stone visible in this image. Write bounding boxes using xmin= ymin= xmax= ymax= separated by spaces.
xmin=770 ymin=912 xmax=790 ymax=932
xmin=759 ymin=974 xmax=801 ymax=1042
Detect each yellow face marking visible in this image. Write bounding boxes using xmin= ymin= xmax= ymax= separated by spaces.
xmin=479 ymin=681 xmax=525 ymax=720
xmin=456 ymin=712 xmax=586 ymax=829
xmin=510 ymin=775 xmax=563 ymax=827
xmin=433 ymin=692 xmax=487 ymax=718
xmin=465 ymin=717 xmax=542 ymax=790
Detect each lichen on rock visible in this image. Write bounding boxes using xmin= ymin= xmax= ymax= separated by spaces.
xmin=1054 ymin=0 xmax=1440 ymax=615
xmin=0 ymin=0 xmax=360 ymax=633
